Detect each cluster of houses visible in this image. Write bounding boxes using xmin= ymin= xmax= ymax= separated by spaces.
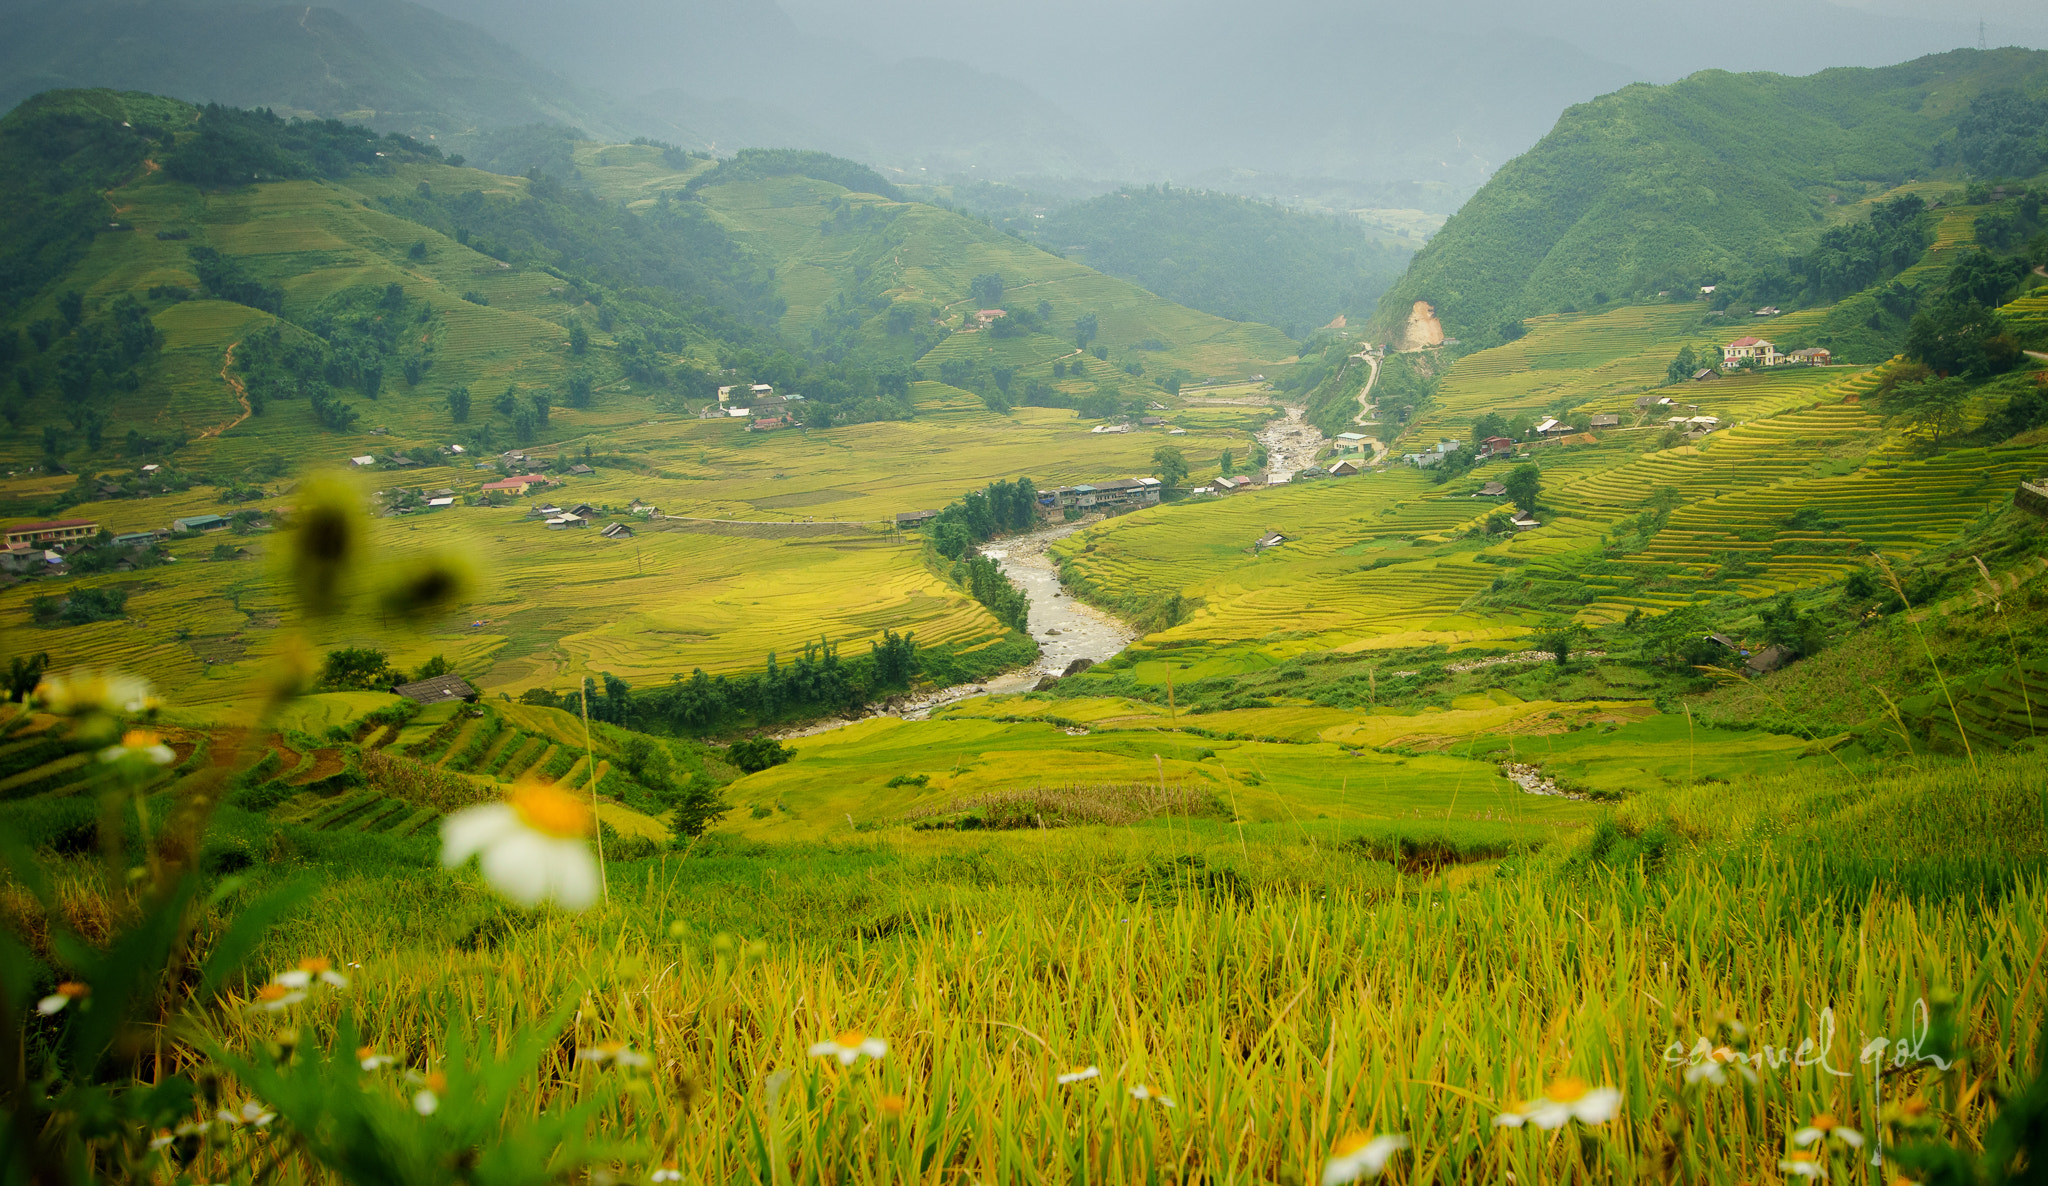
xmin=712 ymin=384 xmax=806 ymax=431
xmin=0 ymin=507 xmax=276 ymax=575
xmin=1720 ymin=338 xmax=1832 ymax=370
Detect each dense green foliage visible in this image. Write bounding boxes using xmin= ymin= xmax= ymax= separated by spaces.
xmin=161 ymin=103 xmax=442 ymax=188
xmin=1376 ymin=48 xmax=2048 ymax=343
xmin=1036 ymin=187 xmax=1410 ymax=338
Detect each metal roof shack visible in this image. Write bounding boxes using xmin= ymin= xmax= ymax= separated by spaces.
xmin=390 ymin=673 xmax=477 ymax=705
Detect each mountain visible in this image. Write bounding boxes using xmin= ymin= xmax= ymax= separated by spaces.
xmin=1371 ymin=48 xmax=2048 ymax=344
xmin=1032 ymin=188 xmax=1413 ymax=339
xmin=0 ymin=0 xmax=665 ymax=148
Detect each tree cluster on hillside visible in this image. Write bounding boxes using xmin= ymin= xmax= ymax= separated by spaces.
xmin=684 ymin=148 xmax=905 ymax=203
xmin=162 ymin=103 xmax=445 ymax=188
xmin=1035 ymin=186 xmax=1410 ymax=338
xmin=1938 ymin=88 xmax=2048 ymax=179
xmin=924 ymin=477 xmax=1040 ymax=560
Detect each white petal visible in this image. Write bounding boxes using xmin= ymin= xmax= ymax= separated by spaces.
xmin=807 ymin=1041 xmax=838 ymax=1058
xmin=859 ymin=1038 xmax=888 ymax=1059
xmin=413 ymin=1090 xmax=439 ymax=1116
xmin=1524 ymin=1100 xmax=1572 ymax=1130
xmin=1835 ymin=1128 xmax=1865 ymax=1148
xmin=273 ymin=970 xmax=311 ymax=990
xmin=1793 ymin=1128 xmax=1822 ymax=1146
xmin=320 ymin=970 xmax=350 ymax=988
xmin=440 ymin=805 xmax=520 ymax=868
xmin=541 ymin=837 xmax=601 ymax=910
xmin=836 ymin=1048 xmax=859 ymax=1066
xmin=1492 ymin=1112 xmax=1527 ymax=1128
xmin=1359 ymin=1135 xmax=1409 ymax=1174
xmin=144 ymin=744 xmax=175 ymax=765
xmin=1570 ymin=1088 xmax=1621 ymax=1124
xmin=478 ymin=829 xmax=557 ymax=906
xmin=36 ymin=995 xmax=68 ymax=1015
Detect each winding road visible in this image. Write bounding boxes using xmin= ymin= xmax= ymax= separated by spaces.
xmin=201 ymin=340 xmax=253 ymax=438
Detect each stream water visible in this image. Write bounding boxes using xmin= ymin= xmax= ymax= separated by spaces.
xmin=774 ymin=520 xmax=1138 ymax=738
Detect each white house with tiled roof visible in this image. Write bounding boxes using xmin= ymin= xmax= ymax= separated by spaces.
xmin=1721 ymin=336 xmax=1780 ymax=368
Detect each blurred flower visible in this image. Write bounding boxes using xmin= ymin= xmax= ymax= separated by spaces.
xmin=378 ymin=554 xmax=474 ymax=624
xmin=248 ymin=984 xmax=305 ymax=1012
xmin=216 ymin=1100 xmax=276 ymax=1129
xmin=1780 ymin=1150 xmax=1826 ymax=1178
xmin=1057 ymin=1066 xmax=1101 ymax=1085
xmin=287 ymin=479 xmax=363 ymax=617
xmin=1882 ymin=1097 xmax=1936 ymax=1135
xmin=879 ymin=1094 xmax=906 ymax=1119
xmin=413 ymin=1071 xmax=447 ymax=1116
xmin=273 ymin=957 xmax=349 ymax=990
xmin=357 ymin=1046 xmax=396 ymax=1071
xmin=1684 ymin=1046 xmax=1758 ymax=1087
xmin=577 ymin=1041 xmax=651 ymax=1068
xmin=1493 ymin=1078 xmax=1622 ymax=1129
xmin=148 ymin=1120 xmax=210 ymax=1150
xmin=1322 ymin=1133 xmax=1409 ymax=1185
xmin=100 ymin=729 xmax=174 ymax=766
xmin=651 ymin=1165 xmax=682 ymax=1183
xmin=1128 ymin=1085 xmax=1175 ymax=1107
xmin=808 ymin=1030 xmax=887 ymax=1066
xmin=37 ymin=669 xmax=158 ymax=716
xmin=1794 ymin=1114 xmax=1865 ymax=1149
xmin=440 ymin=782 xmax=599 ymax=910
xmin=37 ymin=981 xmax=88 ymax=1015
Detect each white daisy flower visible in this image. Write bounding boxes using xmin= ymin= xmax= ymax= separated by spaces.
xmin=1128 ymin=1084 xmax=1175 ymax=1107
xmin=807 ymin=1030 xmax=888 ymax=1066
xmin=440 ymin=782 xmax=600 ymax=910
xmin=1493 ymin=1078 xmax=1622 ymax=1129
xmin=356 ymin=1046 xmax=396 ymax=1071
xmin=577 ymin=1041 xmax=651 ymax=1068
xmin=100 ymin=729 xmax=175 ymax=766
xmin=1683 ymin=1045 xmax=1758 ymax=1087
xmin=37 ymin=982 xmax=88 ymax=1015
xmin=1780 ymin=1150 xmax=1826 ymax=1178
xmin=412 ymin=1071 xmax=447 ymax=1116
xmin=652 ymin=1165 xmax=683 ymax=1183
xmin=248 ymin=984 xmax=306 ymax=1012
xmin=1056 ymin=1065 xmax=1101 ymax=1085
xmin=1793 ymin=1114 xmax=1865 ymax=1148
xmin=1322 ymin=1133 xmax=1409 ymax=1185
xmin=272 ymin=957 xmax=349 ymax=990
xmin=36 ymin=669 xmax=159 ymax=716
xmin=148 ymin=1120 xmax=210 ymax=1149
xmin=216 ymin=1100 xmax=276 ymax=1128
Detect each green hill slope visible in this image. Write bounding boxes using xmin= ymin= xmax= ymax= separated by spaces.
xmin=1374 ymin=47 xmax=2048 ymax=345
xmin=1033 ymin=187 xmax=1412 ymax=339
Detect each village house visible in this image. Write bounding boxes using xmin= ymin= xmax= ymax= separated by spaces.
xmin=600 ymin=522 xmax=635 ymax=540
xmin=0 ymin=549 xmax=63 ymax=574
xmin=1474 ymin=481 xmax=1508 ymax=498
xmin=1215 ymin=475 xmax=1255 ymax=492
xmin=1403 ymin=451 xmax=1444 ymax=468
xmin=1511 ymin=511 xmax=1541 ymax=531
xmin=1588 ymin=414 xmax=1620 ymax=430
xmin=1755 ymin=306 xmax=1781 ymax=317
xmin=974 ymin=309 xmax=1006 ymax=324
xmin=348 ymin=455 xmax=376 ymax=468
xmin=5 ymin=518 xmax=98 ymax=550
xmin=482 ymin=474 xmax=553 ymax=497
xmin=391 ymin=673 xmax=477 ymax=705
xmin=1693 ymin=368 xmax=1717 ymax=381
xmin=425 ymin=497 xmax=456 ymax=510
xmin=139 ymin=464 xmax=161 ymax=474
xmin=1481 ymin=436 xmax=1516 ymax=459
xmin=1327 ymin=459 xmax=1362 ymax=476
xmin=544 ymin=513 xmax=588 ymax=530
xmin=111 ymin=531 xmax=159 ymax=547
xmin=1785 ymin=347 xmax=1831 ymax=366
xmin=894 ymin=510 xmax=940 ymax=529
xmin=527 ymin=504 xmax=565 ymax=520
xmin=569 ymin=463 xmax=594 ymax=476
xmin=1435 ymin=439 xmax=1464 ymax=454
xmin=1534 ymin=418 xmax=1575 ymax=436
xmin=1721 ymin=337 xmax=1781 ymax=368
xmin=750 ymin=415 xmax=791 ymax=432
xmin=1255 ymin=532 xmax=1287 ymax=550
xmin=172 ymin=514 xmax=230 ymax=534
xmin=566 ymin=503 xmax=600 ymax=518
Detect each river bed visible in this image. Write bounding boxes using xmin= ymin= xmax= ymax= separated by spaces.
xmin=774 ymin=519 xmax=1138 ymax=738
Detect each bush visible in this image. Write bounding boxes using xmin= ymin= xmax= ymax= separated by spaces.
xmin=728 ymin=736 xmax=792 ymax=774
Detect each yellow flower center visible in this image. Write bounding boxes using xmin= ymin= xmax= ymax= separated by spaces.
xmin=1810 ymin=1113 xmax=1839 ymax=1131
xmin=1332 ymin=1132 xmax=1374 ymax=1158
xmin=1709 ymin=1046 xmax=1736 ymax=1063
xmin=256 ymin=984 xmax=292 ymax=1002
xmin=120 ymin=729 xmax=160 ymax=750
xmin=1788 ymin=1151 xmax=1818 ymax=1163
xmin=834 ymin=1030 xmax=865 ymax=1048
xmin=1545 ymin=1077 xmax=1590 ymax=1102
xmin=424 ymin=1071 xmax=447 ymax=1094
xmin=57 ymin=981 xmax=89 ymax=999
xmin=1899 ymin=1098 xmax=1929 ymax=1118
xmin=510 ymin=783 xmax=591 ymax=838
xmin=356 ymin=1045 xmax=376 ymax=1060
xmin=299 ymin=957 xmax=332 ymax=973
xmin=879 ymin=1094 xmax=906 ymax=1117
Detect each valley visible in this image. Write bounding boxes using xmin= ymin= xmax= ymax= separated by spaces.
xmin=4 ymin=51 xmax=2048 ymax=1186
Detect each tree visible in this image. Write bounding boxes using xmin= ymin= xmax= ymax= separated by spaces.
xmin=493 ymin=384 xmax=517 ymax=416
xmin=1905 ymin=300 xmax=2019 ymax=378
xmin=412 ymin=654 xmax=452 ymax=681
xmin=5 ymin=652 xmax=49 ymax=701
xmin=970 ymin=273 xmax=1005 ymax=308
xmin=447 ymin=385 xmax=471 ymax=424
xmin=1073 ymin=313 xmax=1099 ymax=348
xmin=669 ymin=774 xmax=731 ymax=838
xmin=1152 ymin=445 xmax=1188 ymax=489
xmin=728 ymin=736 xmax=792 ymax=774
xmin=512 ymin=406 xmax=537 ymax=444
xmin=1944 ymin=248 xmax=2028 ymax=308
xmin=567 ymin=372 xmax=593 ymax=408
xmin=408 ymin=240 xmax=427 ymax=260
xmin=1504 ymin=463 xmax=1541 ymax=514
xmin=1471 ymin=412 xmax=1511 ymax=442
xmin=1536 ymin=624 xmax=1583 ymax=668
xmin=1220 ymin=449 xmax=1235 ymax=476
xmin=320 ymin=647 xmax=395 ymax=690
xmin=1883 ymin=376 xmax=1971 ymax=447
xmin=530 ymin=391 xmax=551 ymax=426
xmin=1665 ymin=344 xmax=1700 ymax=385
xmin=569 ymin=324 xmax=590 ymax=355
xmin=57 ymin=290 xmax=83 ymax=328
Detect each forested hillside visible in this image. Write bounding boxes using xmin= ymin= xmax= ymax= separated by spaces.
xmin=1033 ymin=187 xmax=1412 ymax=339
xmin=1375 ymin=47 xmax=2048 ymax=345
